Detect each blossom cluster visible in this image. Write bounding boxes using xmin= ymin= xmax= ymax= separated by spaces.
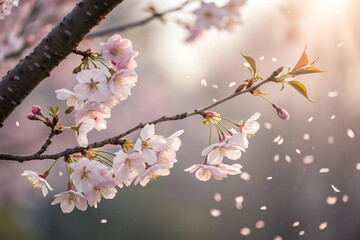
xmin=182 ymin=0 xmax=246 ymax=42
xmin=55 ymin=34 xmax=138 ymax=147
xmin=0 ymin=0 xmax=18 ymax=20
xmin=22 ymin=124 xmax=183 ymax=213
xmin=185 ymin=112 xmax=260 ymax=181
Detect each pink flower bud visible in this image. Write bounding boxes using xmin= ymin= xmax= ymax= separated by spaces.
xmin=276 ymin=107 xmax=290 ymax=120
xmin=53 ymin=113 xmax=59 ymax=125
xmin=205 ymin=111 xmax=218 ymax=119
xmin=31 ymin=105 xmax=42 ymax=115
xmin=27 ymin=113 xmax=37 ymax=120
xmin=25 ymin=34 xmax=36 ymax=46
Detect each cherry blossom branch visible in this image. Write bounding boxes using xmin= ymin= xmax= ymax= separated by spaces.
xmin=35 ymin=129 xmax=58 ymax=157
xmin=0 ymin=67 xmax=281 ymax=162
xmin=0 ymin=0 xmax=125 ymax=127
xmin=87 ymin=1 xmax=190 ymax=38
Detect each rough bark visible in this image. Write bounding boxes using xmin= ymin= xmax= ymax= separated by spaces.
xmin=0 ymin=0 xmax=124 ymax=127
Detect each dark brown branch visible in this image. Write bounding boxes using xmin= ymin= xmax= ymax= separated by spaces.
xmin=0 ymin=68 xmax=281 ymax=162
xmin=0 ymin=0 xmax=124 ymax=127
xmin=34 ymin=129 xmax=57 ymax=157
xmin=87 ymin=1 xmax=189 ymax=38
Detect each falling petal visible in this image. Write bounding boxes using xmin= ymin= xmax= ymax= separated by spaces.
xmin=255 ymin=220 xmax=265 ymax=229
xmin=260 ymin=206 xmax=267 ymax=210
xmin=326 ymin=196 xmax=337 ymax=205
xmin=267 ymin=176 xmax=272 ymax=180
xmin=299 ymin=230 xmax=305 ymax=236
xmin=303 ymin=133 xmax=310 ymax=140
xmin=296 ymin=149 xmax=301 ymax=154
xmin=328 ymin=136 xmax=334 ymax=144
xmin=264 ymin=122 xmax=272 ymax=129
xmin=214 ymin=193 xmax=222 ymax=202
xmin=259 ymin=56 xmax=265 ymax=61
xmin=274 ymin=154 xmax=280 ymax=163
xmin=274 ymin=236 xmax=283 ymax=240
xmin=240 ymin=172 xmax=251 ymax=181
xmin=328 ymin=91 xmax=338 ymax=98
xmin=16 ymin=121 xmax=19 ymax=127
xmin=100 ymin=219 xmax=107 ymax=223
xmin=200 ymin=79 xmax=207 ymax=87
xmin=342 ymin=194 xmax=349 ymax=203
xmin=212 ymin=98 xmax=217 ymax=103
xmin=244 ymin=62 xmax=250 ymax=68
xmin=210 ymin=209 xmax=221 ymax=217
xmin=285 ymin=155 xmax=291 ymax=163
xmin=330 ymin=115 xmax=335 ymax=119
xmin=229 ymin=81 xmax=236 ymax=87
xmin=347 ymin=129 xmax=355 ymax=139
xmin=235 ymin=196 xmax=244 ymax=210
xmin=277 ymin=137 xmax=284 ymax=145
xmin=240 ymin=227 xmax=251 ymax=236
xmin=303 ymin=155 xmax=314 ymax=164
xmin=58 ymin=171 xmax=63 ymax=176
xmin=272 ymin=57 xmax=277 ymax=62
xmin=292 ymin=221 xmax=300 ymax=227
xmin=273 ymin=135 xmax=281 ymax=142
xmin=319 ymin=168 xmax=329 ymax=173
xmin=356 ymin=163 xmax=360 ymax=171
xmin=319 ymin=222 xmax=328 ymax=230
xmin=337 ymin=42 xmax=343 ymax=47
xmin=307 ymin=117 xmax=313 ymax=122
xmin=331 ymin=184 xmax=340 ymax=192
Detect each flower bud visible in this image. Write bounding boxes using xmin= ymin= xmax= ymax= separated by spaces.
xmin=31 ymin=105 xmax=42 ymax=115
xmin=235 ymin=83 xmax=247 ymax=93
xmin=65 ymin=106 xmax=75 ymax=114
xmin=27 ymin=113 xmax=37 ymax=120
xmin=276 ymin=107 xmax=290 ymax=120
xmin=53 ymin=113 xmax=59 ymax=125
xmin=25 ymin=34 xmax=36 ymax=47
xmin=205 ymin=111 xmax=218 ymax=119
xmin=73 ymin=65 xmax=82 ymax=74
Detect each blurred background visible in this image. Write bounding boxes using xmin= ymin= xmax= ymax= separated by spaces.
xmin=1 ymin=0 xmax=360 ymax=239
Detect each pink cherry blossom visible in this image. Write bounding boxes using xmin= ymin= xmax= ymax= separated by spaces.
xmin=55 ymin=88 xmax=84 ymax=110
xmin=51 ymin=189 xmax=88 ymax=213
xmin=21 ymin=170 xmax=53 ymax=197
xmin=166 ymin=130 xmax=184 ymax=151
xmin=134 ymin=164 xmax=170 ymax=187
xmin=113 ymin=52 xmax=138 ymax=70
xmin=157 ymin=146 xmax=177 ymax=167
xmin=230 ymin=112 xmax=261 ymax=149
xmin=69 ymin=157 xmax=107 ymax=193
xmin=201 ymin=139 xmax=243 ymax=165
xmin=194 ymin=2 xmax=224 ymax=29
xmin=76 ymin=119 xmax=96 ymax=147
xmin=75 ymin=104 xmax=111 ymax=131
xmin=113 ymin=150 xmax=145 ymax=187
xmin=100 ymin=34 xmax=138 ymax=67
xmin=85 ymin=171 xmax=117 ymax=208
xmin=241 ymin=112 xmax=261 ymax=136
xmin=218 ymin=163 xmax=242 ymax=175
xmin=74 ymin=69 xmax=111 ymax=103
xmin=184 ymin=164 xmax=227 ymax=181
xmin=222 ymin=0 xmax=246 ymax=17
xmin=134 ymin=124 xmax=161 ymax=165
xmin=109 ymin=69 xmax=137 ymax=101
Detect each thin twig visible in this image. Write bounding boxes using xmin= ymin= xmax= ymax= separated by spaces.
xmin=0 ymin=68 xmax=281 ymax=162
xmin=87 ymin=1 xmax=190 ymax=38
xmin=34 ymin=129 xmax=57 ymax=157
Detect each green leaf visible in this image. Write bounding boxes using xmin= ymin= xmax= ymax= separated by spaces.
xmin=241 ymin=52 xmax=256 ymax=76
xmin=288 ymin=81 xmax=314 ymax=102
